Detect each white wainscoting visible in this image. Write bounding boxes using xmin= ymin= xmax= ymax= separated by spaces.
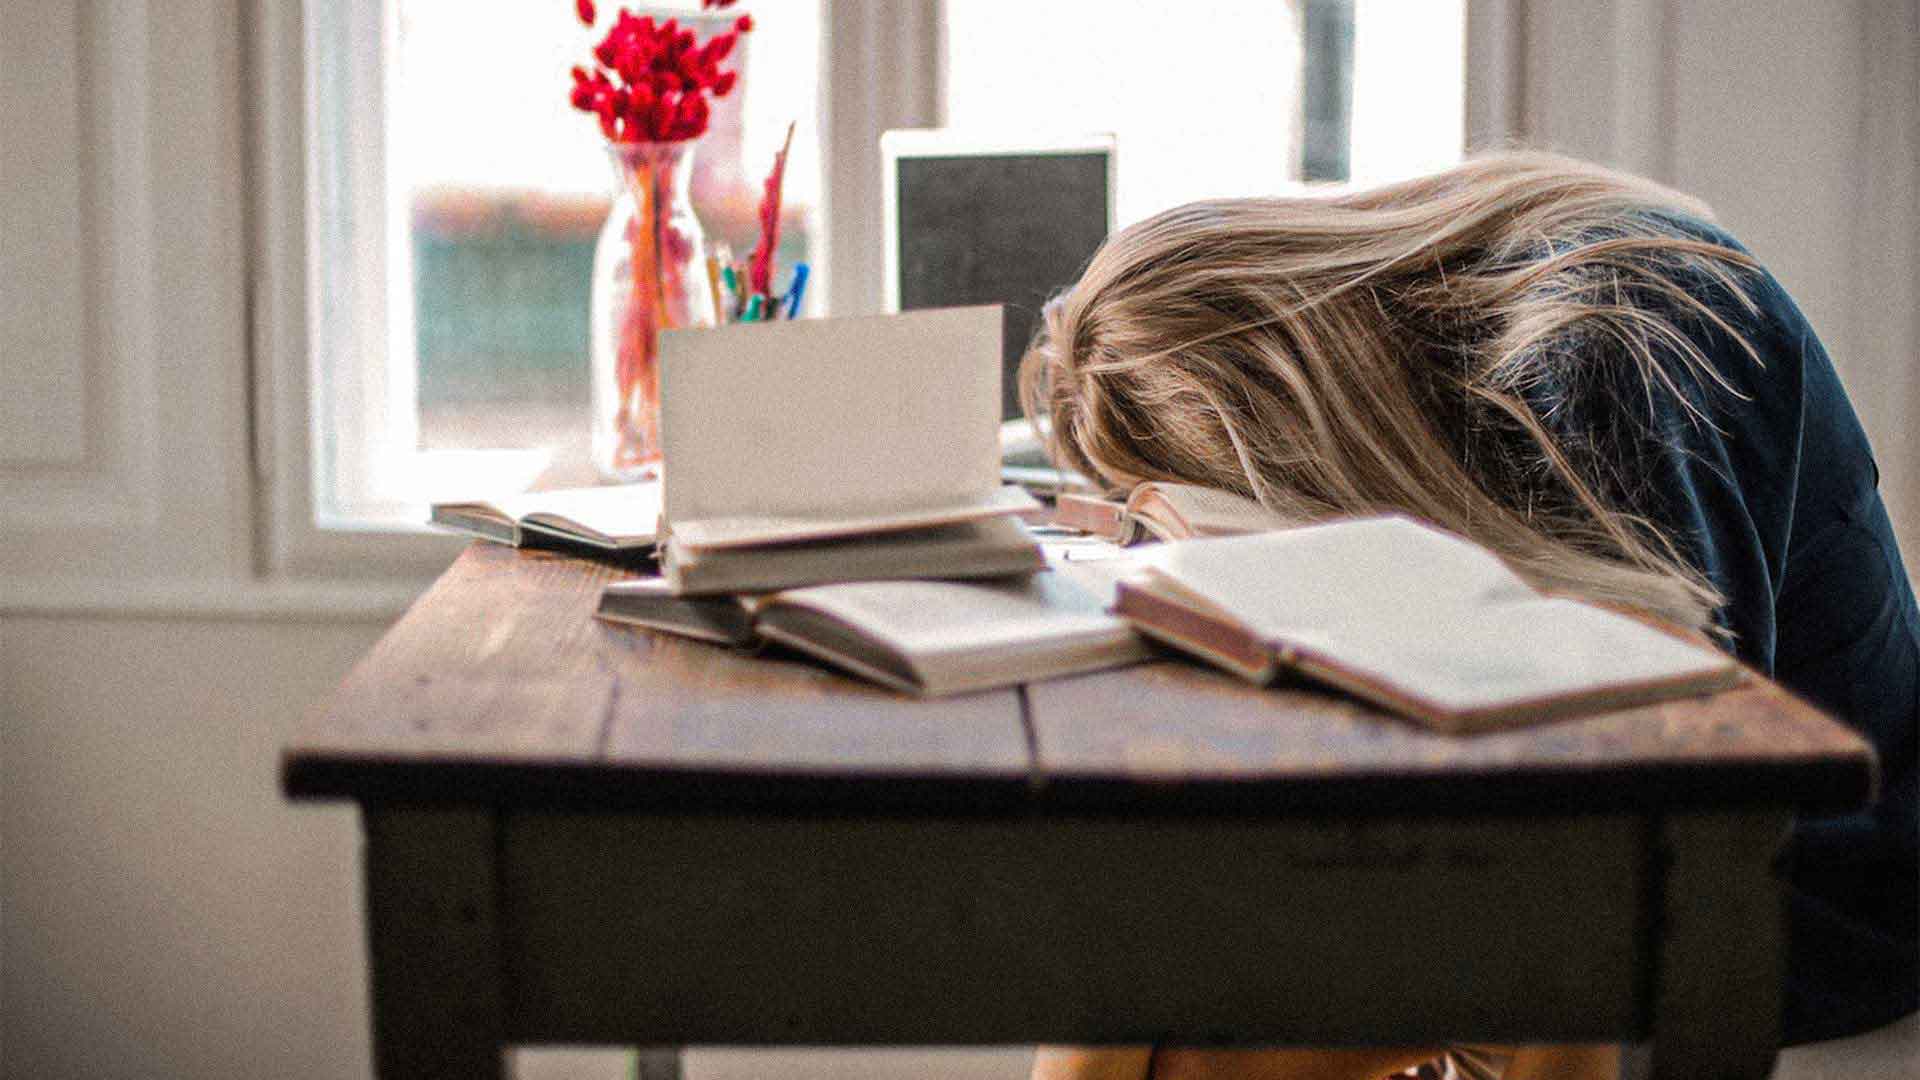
xmin=0 ymin=0 xmax=254 ymax=585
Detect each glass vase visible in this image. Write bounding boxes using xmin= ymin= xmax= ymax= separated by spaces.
xmin=590 ymin=140 xmax=716 ymax=481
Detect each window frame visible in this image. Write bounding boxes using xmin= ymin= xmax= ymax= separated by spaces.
xmin=253 ymin=0 xmax=946 ymax=577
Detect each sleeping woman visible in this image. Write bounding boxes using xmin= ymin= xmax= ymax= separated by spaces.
xmin=1020 ymin=152 xmax=1917 ymax=1080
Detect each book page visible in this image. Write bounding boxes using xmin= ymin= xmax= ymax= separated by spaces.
xmin=659 ymin=307 xmax=1004 ymax=526
xmin=1281 ymin=597 xmax=1736 ymax=716
xmin=499 ymin=483 xmax=662 ymax=544
xmin=1153 ymin=516 xmax=1536 ymax=644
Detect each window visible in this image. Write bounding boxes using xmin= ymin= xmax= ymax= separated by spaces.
xmin=943 ymin=0 xmax=1465 ymax=225
xmin=306 ymin=0 xmax=822 ymax=527
xmin=299 ymin=0 xmax=1462 ymax=533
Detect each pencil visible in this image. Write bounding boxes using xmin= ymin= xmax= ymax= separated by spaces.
xmin=705 ymin=255 xmax=726 ymax=324
xmin=784 ymin=263 xmax=810 ymax=319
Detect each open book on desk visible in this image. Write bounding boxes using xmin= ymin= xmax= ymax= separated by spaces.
xmin=429 ymin=482 xmax=661 ymax=553
xmin=597 ymin=557 xmax=1148 ymax=697
xmin=1117 ymin=516 xmax=1743 ymax=733
xmin=657 ymin=306 xmax=1042 ymax=594
xmin=1054 ymin=481 xmax=1296 ymax=544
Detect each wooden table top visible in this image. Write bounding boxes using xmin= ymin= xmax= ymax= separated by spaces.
xmin=283 ymin=543 xmax=1875 ymax=817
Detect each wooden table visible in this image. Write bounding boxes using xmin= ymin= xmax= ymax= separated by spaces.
xmin=283 ymin=544 xmax=1876 ymax=1080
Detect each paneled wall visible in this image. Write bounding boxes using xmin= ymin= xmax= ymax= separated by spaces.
xmin=0 ymin=0 xmax=253 ymax=585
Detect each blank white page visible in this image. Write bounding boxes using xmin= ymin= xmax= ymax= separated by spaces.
xmin=497 ymin=483 xmax=662 ymax=542
xmin=659 ymin=306 xmax=1003 ymax=525
xmin=1154 ymin=516 xmax=1535 ymax=643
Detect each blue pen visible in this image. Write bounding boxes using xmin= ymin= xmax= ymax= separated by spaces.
xmin=784 ymin=263 xmax=810 ymax=319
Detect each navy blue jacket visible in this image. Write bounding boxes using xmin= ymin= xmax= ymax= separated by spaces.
xmin=1526 ymin=215 xmax=1917 ymax=1043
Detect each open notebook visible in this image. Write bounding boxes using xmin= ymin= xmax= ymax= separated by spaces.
xmin=428 ymin=483 xmax=661 ymax=553
xmin=1054 ymin=482 xmax=1296 ymax=544
xmin=1117 ymin=516 xmax=1743 ymax=732
xmin=656 ymin=307 xmax=1042 ymax=593
xmin=597 ymin=558 xmax=1148 ymax=697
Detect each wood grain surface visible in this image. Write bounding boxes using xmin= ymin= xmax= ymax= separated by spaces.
xmin=284 ymin=544 xmax=1031 ymax=809
xmin=1025 ymin=660 xmax=1874 ymax=815
xmin=285 ymin=544 xmax=1874 ymax=815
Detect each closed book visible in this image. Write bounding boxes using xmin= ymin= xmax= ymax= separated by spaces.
xmin=660 ymin=517 xmax=1045 ymax=596
xmin=1116 ymin=516 xmax=1744 ymax=733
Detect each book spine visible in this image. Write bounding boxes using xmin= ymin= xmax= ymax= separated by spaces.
xmin=1112 ymin=581 xmax=1276 ymax=683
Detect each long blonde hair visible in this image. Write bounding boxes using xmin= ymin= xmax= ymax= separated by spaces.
xmin=1021 ymin=151 xmax=1763 ymax=631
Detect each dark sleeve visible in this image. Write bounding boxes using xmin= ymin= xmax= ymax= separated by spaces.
xmin=1540 ymin=214 xmax=1918 ymax=1042
xmin=1529 ymin=218 xmax=1808 ymax=672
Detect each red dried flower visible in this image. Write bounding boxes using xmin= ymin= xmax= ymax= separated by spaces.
xmin=567 ymin=4 xmax=751 ymax=142
xmin=575 ymin=0 xmax=596 ymax=27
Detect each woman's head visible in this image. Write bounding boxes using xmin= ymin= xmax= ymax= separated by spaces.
xmin=1022 ymin=151 xmax=1760 ymax=630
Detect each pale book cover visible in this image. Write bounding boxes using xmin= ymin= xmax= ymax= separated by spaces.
xmin=660 ymin=517 xmax=1044 ymax=596
xmin=429 ymin=482 xmax=662 ymax=551
xmin=670 ymin=485 xmax=1039 ymax=551
xmin=1120 ymin=516 xmax=1743 ymax=732
xmin=658 ymin=306 xmax=1019 ymax=548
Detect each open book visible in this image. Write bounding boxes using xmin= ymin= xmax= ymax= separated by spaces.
xmin=428 ymin=483 xmax=661 ymax=553
xmin=1117 ymin=516 xmax=1743 ymax=733
xmin=1054 ymin=482 xmax=1295 ymax=544
xmin=597 ymin=558 xmax=1148 ymax=697
xmin=656 ymin=307 xmax=1042 ymax=593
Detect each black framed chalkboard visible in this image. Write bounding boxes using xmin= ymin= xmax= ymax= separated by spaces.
xmin=894 ymin=151 xmax=1112 ymax=419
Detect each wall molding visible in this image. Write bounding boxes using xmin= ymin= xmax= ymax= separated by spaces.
xmin=0 ymin=575 xmax=417 ymax=624
xmin=0 ymin=0 xmax=252 ymax=580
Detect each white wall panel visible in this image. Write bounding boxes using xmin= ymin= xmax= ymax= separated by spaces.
xmin=0 ymin=0 xmax=250 ymax=581
xmin=0 ymin=1 xmax=89 ymax=465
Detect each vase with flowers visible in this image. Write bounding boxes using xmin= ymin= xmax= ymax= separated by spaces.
xmin=570 ymin=0 xmax=752 ymax=479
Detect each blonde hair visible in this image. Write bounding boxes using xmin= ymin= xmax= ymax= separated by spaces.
xmin=1021 ymin=151 xmax=1763 ymax=631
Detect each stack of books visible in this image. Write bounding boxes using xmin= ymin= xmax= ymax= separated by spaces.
xmin=599 ymin=306 xmax=1151 ymax=695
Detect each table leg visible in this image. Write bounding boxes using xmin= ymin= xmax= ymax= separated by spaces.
xmin=365 ymin=806 xmax=507 ymax=1080
xmin=1647 ymin=810 xmax=1791 ymax=1080
xmin=634 ymin=1049 xmax=684 ymax=1079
